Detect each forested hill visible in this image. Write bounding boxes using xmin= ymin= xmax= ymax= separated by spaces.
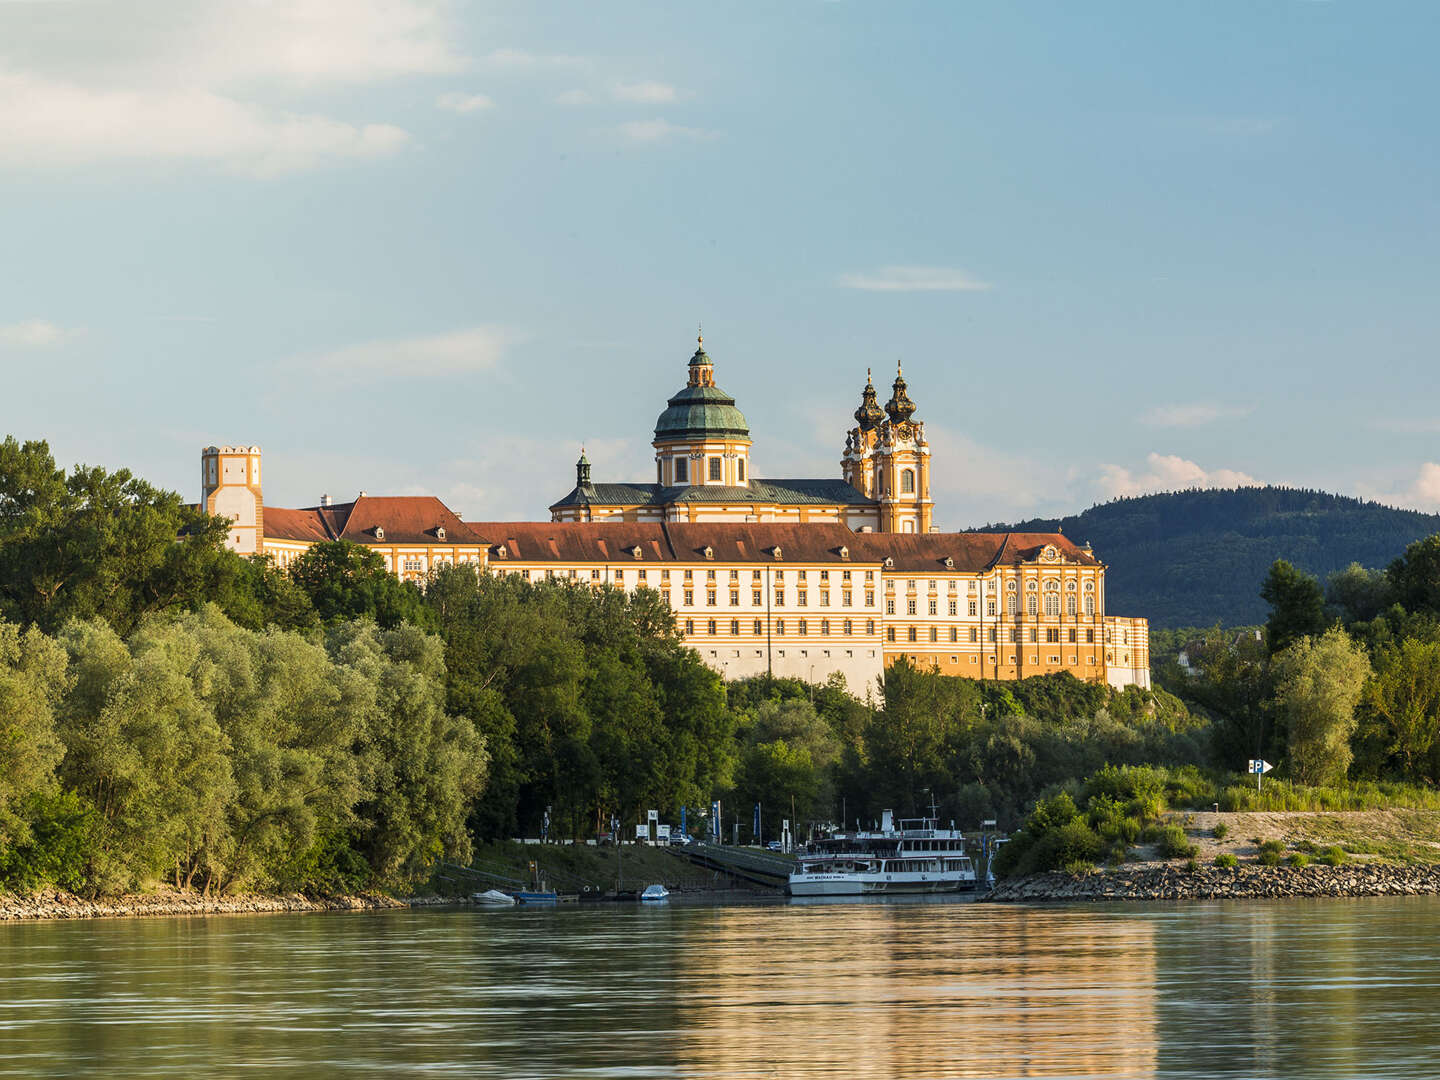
xmin=975 ymin=487 xmax=1440 ymax=628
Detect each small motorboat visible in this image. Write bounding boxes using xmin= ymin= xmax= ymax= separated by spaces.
xmin=514 ymin=890 xmax=558 ymax=904
xmin=639 ymin=884 xmax=670 ymax=902
xmin=472 ymin=889 xmax=516 ymax=906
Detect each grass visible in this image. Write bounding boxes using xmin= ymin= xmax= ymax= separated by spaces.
xmin=1212 ymin=823 xmax=1229 ymax=841
xmin=1215 ymin=853 xmax=1238 ymax=870
xmin=1216 ymin=781 xmax=1440 ymax=813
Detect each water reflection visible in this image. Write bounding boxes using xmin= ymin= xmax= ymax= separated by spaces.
xmin=0 ymin=897 xmax=1437 ymax=1077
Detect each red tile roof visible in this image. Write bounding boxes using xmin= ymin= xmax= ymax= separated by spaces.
xmin=262 ymin=496 xmax=485 ymax=546
xmin=847 ymin=531 xmax=1099 ymax=572
xmin=261 ymin=506 xmax=332 ymax=543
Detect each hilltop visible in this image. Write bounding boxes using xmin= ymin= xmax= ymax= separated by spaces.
xmin=975 ymin=487 xmax=1440 ymax=628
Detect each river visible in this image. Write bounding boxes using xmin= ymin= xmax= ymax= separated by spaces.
xmin=2 ymin=895 xmax=1437 ymax=1078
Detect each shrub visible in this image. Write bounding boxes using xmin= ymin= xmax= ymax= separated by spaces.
xmin=1156 ymin=824 xmax=1197 ymax=860
xmin=1257 ymin=839 xmax=1285 ymax=857
xmin=1184 ymin=858 xmax=1199 ymax=873
xmin=1318 ymin=846 xmax=1348 ymax=866
xmin=1212 ymin=823 xmax=1229 ymax=841
xmin=1288 ymin=853 xmax=1311 ymax=868
xmin=1215 ymin=853 xmax=1238 ymax=869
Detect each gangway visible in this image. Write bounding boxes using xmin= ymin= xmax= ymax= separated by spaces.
xmin=667 ymin=843 xmax=791 ymax=890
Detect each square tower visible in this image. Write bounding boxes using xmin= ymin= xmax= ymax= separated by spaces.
xmin=201 ymin=445 xmax=264 ymax=555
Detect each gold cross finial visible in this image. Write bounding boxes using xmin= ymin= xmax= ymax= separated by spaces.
xmin=697 ymin=324 xmax=703 ymax=347
xmin=897 ymin=359 xmax=903 ymax=377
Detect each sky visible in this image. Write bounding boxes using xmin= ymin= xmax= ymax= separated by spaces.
xmin=2 ymin=0 xmax=1438 ymax=529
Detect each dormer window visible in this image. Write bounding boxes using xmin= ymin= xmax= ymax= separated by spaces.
xmin=496 ymin=545 xmax=508 ymax=559
xmin=944 ymin=556 xmax=954 ymax=569
xmin=631 ymin=545 xmax=643 ymax=560
xmin=771 ymin=546 xmax=783 ymax=561
xmin=838 ymin=545 xmax=850 ymax=560
xmin=436 ymin=526 xmax=447 ymax=541
xmin=373 ymin=526 xmax=385 ymax=541
xmin=883 ymin=556 xmax=894 ymax=569
xmin=703 ymin=546 xmax=715 ymax=560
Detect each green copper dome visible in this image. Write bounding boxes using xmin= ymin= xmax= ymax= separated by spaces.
xmin=654 ymin=384 xmax=750 ymax=441
xmin=654 ymin=334 xmax=750 ymax=442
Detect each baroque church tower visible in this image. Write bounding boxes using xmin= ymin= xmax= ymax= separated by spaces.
xmin=201 ymin=444 xmax=264 ymax=554
xmin=842 ymin=365 xmax=933 ymax=532
xmin=651 ymin=331 xmax=753 ymax=489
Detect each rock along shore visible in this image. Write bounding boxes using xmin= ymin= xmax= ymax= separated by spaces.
xmin=984 ymin=863 xmax=1440 ymax=903
xmin=0 ymin=889 xmax=428 ymax=922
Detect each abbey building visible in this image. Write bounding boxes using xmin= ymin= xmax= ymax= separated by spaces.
xmin=202 ymin=334 xmax=1150 ymax=694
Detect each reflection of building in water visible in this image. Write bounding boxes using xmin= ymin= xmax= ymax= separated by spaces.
xmin=674 ymin=904 xmax=1158 ymax=1078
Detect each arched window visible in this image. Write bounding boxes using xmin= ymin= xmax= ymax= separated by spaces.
xmin=1066 ymin=596 xmax=1077 ymax=615
xmin=901 ymin=468 xmax=915 ymax=494
xmin=1044 ymin=594 xmax=1059 ymax=616
xmin=1084 ymin=596 xmax=1095 ymax=616
xmin=1027 ymin=596 xmax=1038 ymax=616
xmin=1007 ymin=595 xmax=1018 ymax=616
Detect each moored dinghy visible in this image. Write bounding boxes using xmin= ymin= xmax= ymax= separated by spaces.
xmin=472 ymin=889 xmax=516 ymax=906
xmin=639 ymin=884 xmax=670 ymax=902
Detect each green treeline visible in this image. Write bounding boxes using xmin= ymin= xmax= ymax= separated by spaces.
xmin=998 ymin=538 xmax=1440 ymax=877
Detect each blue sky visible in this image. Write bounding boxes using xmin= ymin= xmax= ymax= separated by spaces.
xmin=2 ymin=0 xmax=1438 ymax=528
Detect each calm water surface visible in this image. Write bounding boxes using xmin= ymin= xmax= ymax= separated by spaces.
xmin=2 ymin=895 xmax=1438 ymax=1078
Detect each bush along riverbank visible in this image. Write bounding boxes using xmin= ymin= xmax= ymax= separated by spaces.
xmin=984 ymin=862 xmax=1440 ymax=903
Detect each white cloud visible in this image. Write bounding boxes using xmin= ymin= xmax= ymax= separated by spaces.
xmin=1359 ymin=463 xmax=1440 ymax=513
xmin=612 ymin=81 xmax=678 ymax=104
xmin=0 ymin=70 xmax=409 ymax=174
xmin=477 ymin=48 xmax=587 ymax=71
xmin=436 ymin=91 xmax=494 ymax=114
xmin=615 ymin=118 xmax=716 ymax=142
xmin=1140 ymin=402 xmax=1252 ymax=428
xmin=555 ymin=89 xmax=593 ymax=105
xmin=0 ymin=0 xmax=465 ymax=173
xmin=838 ymin=266 xmax=991 ymax=292
xmin=1097 ymin=452 xmax=1259 ymax=499
xmin=0 ymin=319 xmax=82 ymax=347
xmin=299 ymin=326 xmax=523 ymax=377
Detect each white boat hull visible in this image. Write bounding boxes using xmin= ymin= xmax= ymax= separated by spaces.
xmin=787 ymin=872 xmax=975 ymax=896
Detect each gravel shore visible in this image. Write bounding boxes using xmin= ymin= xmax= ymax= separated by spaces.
xmin=0 ymin=889 xmax=421 ymax=922
xmin=984 ymin=862 xmax=1440 ymax=903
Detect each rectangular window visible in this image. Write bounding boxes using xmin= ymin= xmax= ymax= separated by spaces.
xmin=661 ymin=570 xmax=670 ymax=583
xmin=753 ymin=590 xmax=762 ymax=606
xmin=1068 ymin=628 xmax=1077 ymax=643
xmin=753 ymin=619 xmax=763 ymax=635
xmin=929 ymin=627 xmax=938 ymax=643
xmin=866 ymin=620 xmax=875 ymax=635
xmin=798 ymin=619 xmax=808 ymax=635
xmin=798 ymin=590 xmax=808 ymax=606
xmin=949 ymin=627 xmax=958 ymax=643
xmin=908 ymin=627 xmax=918 ymax=642
xmin=907 ymin=599 xmax=917 ymax=615
xmin=1011 ymin=628 xmax=1021 ymax=643
xmin=708 ymin=456 xmax=722 ymax=481
xmin=929 ymin=600 xmax=938 ymax=616
xmin=591 ymin=569 xmax=601 ymax=580
xmin=684 ymin=589 xmax=694 ymax=605
xmin=706 ymin=569 xmax=716 ymax=581
xmin=970 ymin=627 xmax=978 ymax=643
xmin=615 ymin=570 xmax=624 ymax=582
xmin=707 ymin=591 xmax=717 ymax=606
xmin=707 ymin=619 xmax=717 ymax=635
xmin=774 ymin=590 xmax=785 ymax=607
xmin=820 ymin=571 xmax=829 ymax=582
xmin=843 ymin=619 xmax=853 ymax=635
xmin=1030 ymin=628 xmax=1038 ymax=643
xmin=729 ymin=569 xmax=739 ymax=582
xmin=987 ymin=600 xmax=996 ymax=616
xmin=820 ymin=591 xmax=830 ymax=606
xmin=843 ymin=591 xmax=853 ymax=607
xmin=798 ymin=570 xmax=807 ymax=582
xmin=737 ymin=459 xmax=746 ymax=482
xmin=989 ymin=628 xmax=997 ymax=642
xmin=968 ymin=601 xmax=977 ymax=616
xmin=753 ymin=570 xmax=761 ymax=582
xmin=684 ymin=570 xmax=693 ymax=582
xmin=730 ymin=590 xmax=740 ymax=605
xmin=886 ymin=627 xmax=896 ymax=642
xmin=1086 ymin=629 xmax=1096 ymax=644
xmin=730 ymin=619 xmax=740 ymax=635
xmin=684 ymin=619 xmax=694 ymax=634
xmin=675 ymin=458 xmax=688 ymax=483
xmin=865 ymin=571 xmax=874 ymax=581
xmin=948 ymin=600 xmax=957 ymax=616
xmin=886 ymin=599 xmax=895 ymax=614
xmin=865 ymin=591 xmax=875 ymax=607
xmin=775 ymin=570 xmax=784 ymax=582
xmin=661 ymin=590 xmax=671 ymax=606
xmin=843 ymin=570 xmax=852 ymax=581
xmin=820 ymin=619 xmax=830 ymax=635
xmin=775 ymin=620 xmax=785 ymax=635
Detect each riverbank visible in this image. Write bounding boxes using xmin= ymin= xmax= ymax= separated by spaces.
xmin=985 ymin=862 xmax=1440 ymax=902
xmin=0 ymin=889 xmax=414 ymax=922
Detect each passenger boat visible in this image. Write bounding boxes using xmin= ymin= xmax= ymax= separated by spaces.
xmin=787 ymin=810 xmax=977 ymax=896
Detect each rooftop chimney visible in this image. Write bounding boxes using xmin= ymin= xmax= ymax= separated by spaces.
xmin=320 ymin=493 xmax=333 ymax=508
